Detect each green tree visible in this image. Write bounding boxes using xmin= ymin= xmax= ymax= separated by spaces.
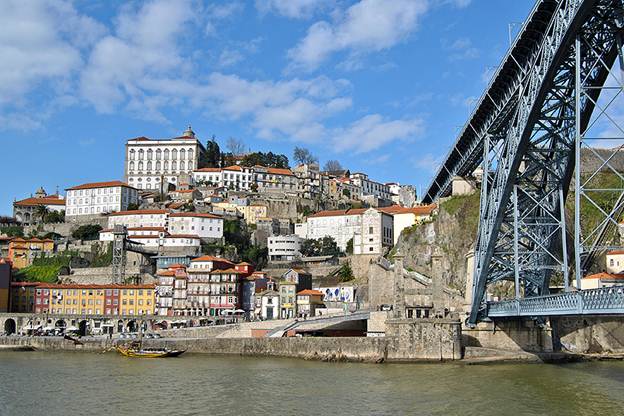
xmin=300 ymin=236 xmax=341 ymax=257
xmin=337 ymin=262 xmax=354 ymax=282
xmin=34 ymin=205 xmax=49 ymax=223
xmin=3 ymin=226 xmax=24 ymax=237
xmin=126 ymin=203 xmax=139 ymax=211
xmin=201 ymin=136 xmax=221 ymax=168
xmin=323 ymin=160 xmax=343 ymax=172
xmin=346 ymin=238 xmax=354 ymax=255
xmin=72 ymin=224 xmax=102 ymax=241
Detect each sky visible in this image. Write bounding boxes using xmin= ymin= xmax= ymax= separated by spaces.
xmin=0 ymin=0 xmax=536 ymax=215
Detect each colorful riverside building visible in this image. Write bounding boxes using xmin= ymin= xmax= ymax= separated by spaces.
xmin=8 ymin=238 xmax=55 ymax=269
xmin=156 ymin=256 xmax=254 ymax=317
xmin=9 ymin=283 xmax=156 ymax=316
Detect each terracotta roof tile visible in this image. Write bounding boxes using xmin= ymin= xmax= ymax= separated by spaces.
xmin=14 ymin=196 xmax=65 ymax=207
xmin=67 ymin=181 xmax=136 ymax=191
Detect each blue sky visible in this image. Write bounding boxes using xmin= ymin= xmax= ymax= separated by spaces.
xmin=0 ymin=0 xmax=534 ymax=215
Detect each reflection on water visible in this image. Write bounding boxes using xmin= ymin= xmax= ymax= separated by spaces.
xmin=1 ymin=352 xmax=624 ymax=416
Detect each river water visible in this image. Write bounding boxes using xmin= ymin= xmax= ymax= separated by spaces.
xmin=1 ymin=352 xmax=624 ymax=416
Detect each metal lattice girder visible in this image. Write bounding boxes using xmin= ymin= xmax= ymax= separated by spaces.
xmin=468 ymin=0 xmax=624 ymax=324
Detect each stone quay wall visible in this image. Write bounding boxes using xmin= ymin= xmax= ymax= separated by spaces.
xmin=552 ymin=316 xmax=624 ymax=354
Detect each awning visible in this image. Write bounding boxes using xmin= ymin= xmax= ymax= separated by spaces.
xmin=65 ymin=326 xmax=79 ymax=331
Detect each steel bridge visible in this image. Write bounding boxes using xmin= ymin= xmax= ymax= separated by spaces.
xmin=423 ymin=0 xmax=624 ymax=324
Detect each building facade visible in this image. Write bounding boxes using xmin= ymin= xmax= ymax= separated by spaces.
xmin=353 ymin=208 xmax=394 ymax=255
xmin=13 ymin=187 xmax=65 ymax=226
xmin=268 ymin=235 xmax=302 ymax=262
xmin=8 ymin=238 xmax=54 ymax=269
xmin=65 ymin=181 xmax=139 ymax=220
xmin=350 ymin=172 xmax=392 ymax=201
xmin=125 ymin=126 xmax=206 ymax=190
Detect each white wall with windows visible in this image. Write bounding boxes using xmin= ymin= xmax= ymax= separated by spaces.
xmin=66 ymin=182 xmax=139 ymax=218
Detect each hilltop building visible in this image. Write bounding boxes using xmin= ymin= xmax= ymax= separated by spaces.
xmin=13 ymin=187 xmax=65 ymax=226
xmin=65 ymin=181 xmax=139 ymax=221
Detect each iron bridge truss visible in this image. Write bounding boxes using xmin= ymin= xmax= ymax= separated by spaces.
xmin=424 ymin=0 xmax=624 ymax=323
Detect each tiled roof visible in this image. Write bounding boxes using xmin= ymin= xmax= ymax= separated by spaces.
xmin=191 ymin=255 xmax=234 ymax=263
xmin=108 ymin=209 xmax=169 ymax=216
xmin=66 ymin=181 xmax=136 ymax=191
xmin=169 ymin=212 xmax=221 ymax=219
xmin=223 ymin=165 xmax=244 ymax=172
xmin=100 ymin=227 xmax=165 ymax=233
xmin=379 ymin=204 xmax=438 ymax=216
xmin=14 ymin=195 xmax=65 ymax=207
xmin=297 ymin=289 xmax=324 ymax=296
xmin=210 ymin=268 xmax=241 ymax=274
xmin=194 ymin=167 xmax=222 ymax=173
xmin=308 ymin=208 xmax=368 ymax=218
xmin=607 ymin=249 xmax=624 ymax=255
xmin=583 ymin=272 xmax=624 ymax=280
xmin=36 ymin=283 xmax=156 ymax=289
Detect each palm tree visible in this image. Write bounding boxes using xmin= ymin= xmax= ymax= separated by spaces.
xmin=34 ymin=205 xmax=49 ymax=224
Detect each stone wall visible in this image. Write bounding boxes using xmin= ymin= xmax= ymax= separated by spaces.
xmin=385 ymin=319 xmax=462 ymax=360
xmin=552 ymin=316 xmax=624 ymax=354
xmin=462 ymin=320 xmax=554 ymax=353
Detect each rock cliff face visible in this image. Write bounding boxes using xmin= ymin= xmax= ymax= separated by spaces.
xmin=394 ymin=192 xmax=480 ymax=296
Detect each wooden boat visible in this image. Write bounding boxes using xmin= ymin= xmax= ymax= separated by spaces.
xmin=116 ymin=342 xmax=185 ymax=358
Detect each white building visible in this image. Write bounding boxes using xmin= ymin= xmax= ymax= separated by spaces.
xmin=379 ymin=204 xmax=438 ymax=244
xmin=293 ymin=163 xmax=322 ymax=199
xmin=125 ymin=126 xmax=206 ymax=191
xmin=387 ymin=183 xmax=417 ymax=207
xmin=99 ymin=227 xmax=201 ymax=250
xmin=105 ymin=210 xmax=223 ymax=241
xmin=168 ymin=213 xmax=223 ymax=240
xmin=268 ymin=235 xmax=302 ymax=261
xmin=259 ymin=290 xmax=280 ymax=320
xmin=306 ymin=208 xmax=394 ymax=254
xmin=192 ymin=166 xmax=253 ymax=191
xmin=606 ymin=250 xmax=624 ymax=274
xmin=349 ymin=172 xmax=392 ymax=201
xmin=65 ymin=181 xmax=139 ymax=220
xmin=253 ymin=166 xmax=297 ymax=194
xmin=353 ymin=208 xmax=394 ymax=255
xmin=294 ymin=223 xmax=308 ymax=239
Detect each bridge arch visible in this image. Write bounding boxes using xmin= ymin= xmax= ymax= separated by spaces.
xmin=4 ymin=318 xmax=16 ymax=335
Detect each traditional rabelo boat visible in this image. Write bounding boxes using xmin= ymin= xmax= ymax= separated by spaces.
xmin=116 ymin=340 xmax=185 ymax=358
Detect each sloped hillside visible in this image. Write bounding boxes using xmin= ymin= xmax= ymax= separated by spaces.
xmin=394 ymin=192 xmax=480 ymax=296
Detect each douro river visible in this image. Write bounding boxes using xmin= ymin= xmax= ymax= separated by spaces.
xmin=1 ymin=352 xmax=623 ymax=415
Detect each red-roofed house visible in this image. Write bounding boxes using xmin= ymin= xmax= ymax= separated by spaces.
xmin=575 ymin=272 xmax=624 ymax=290
xmin=65 ymin=181 xmax=139 ymax=221
xmin=379 ymin=204 xmax=438 ymax=244
xmin=13 ymin=187 xmax=65 ymax=226
xmin=253 ymin=165 xmax=297 ymax=194
xmin=606 ymin=249 xmax=624 ymax=274
xmin=296 ymin=289 xmax=325 ymax=317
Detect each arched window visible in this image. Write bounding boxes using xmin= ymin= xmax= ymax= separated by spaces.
xmin=172 ymin=149 xmax=178 ymax=160
xmin=156 ymin=161 xmax=161 ymax=171
xmin=188 ymin=148 xmax=194 ymax=160
xmin=164 ymin=161 xmax=169 ymax=171
xmin=138 ymin=149 xmax=144 ymax=159
xmin=188 ymin=161 xmax=193 ymax=170
xmin=156 ymin=149 xmax=161 ymax=160
xmin=164 ymin=149 xmax=170 ymax=160
xmin=129 ymin=149 xmax=135 ymax=160
xmin=138 ymin=161 xmax=144 ymax=171
xmin=147 ymin=149 xmax=153 ymax=160
xmin=147 ymin=161 xmax=152 ymax=171
xmin=180 ymin=149 xmax=186 ymax=160
xmin=172 ymin=161 xmax=177 ymax=171
xmin=180 ymin=161 xmax=185 ymax=171
xmin=129 ymin=161 xmax=135 ymax=171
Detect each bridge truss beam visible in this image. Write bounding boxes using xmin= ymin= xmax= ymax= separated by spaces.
xmin=469 ymin=0 xmax=624 ymax=324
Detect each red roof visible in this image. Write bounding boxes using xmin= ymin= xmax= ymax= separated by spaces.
xmin=194 ymin=167 xmax=222 ymax=173
xmin=35 ymin=283 xmax=156 ymax=289
xmin=257 ymin=166 xmax=294 ymax=176
xmin=191 ymin=255 xmax=234 ymax=264
xmin=210 ymin=268 xmax=241 ymax=274
xmin=66 ymin=180 xmax=136 ymax=191
xmin=169 ymin=212 xmax=221 ymax=219
xmin=607 ymin=250 xmax=624 ymax=255
xmin=223 ymin=165 xmax=246 ymax=172
xmin=380 ymin=204 xmax=438 ymax=216
xmin=583 ymin=272 xmax=624 ymax=280
xmin=308 ymin=208 xmax=367 ymax=218
xmin=297 ymin=289 xmax=324 ymax=296
xmin=14 ymin=195 xmax=65 ymax=207
xmin=108 ymin=209 xmax=169 ymax=216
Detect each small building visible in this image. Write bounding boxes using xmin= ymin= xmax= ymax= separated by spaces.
xmin=65 ymin=181 xmax=139 ymax=221
xmin=268 ymin=235 xmax=302 ymax=262
xmin=8 ymin=238 xmax=54 ymax=269
xmin=0 ymin=259 xmax=10 ymax=312
xmin=606 ymin=249 xmax=624 ymax=274
xmin=379 ymin=204 xmax=438 ymax=245
xmin=278 ymin=281 xmax=297 ymax=319
xmin=259 ymin=290 xmax=280 ymax=320
xmin=10 ymin=281 xmax=39 ymax=313
xmin=575 ymin=272 xmax=624 ymax=290
xmin=13 ymin=187 xmax=65 ymax=226
xmin=296 ymin=289 xmax=325 ymax=318
xmin=281 ymin=269 xmax=312 ymax=291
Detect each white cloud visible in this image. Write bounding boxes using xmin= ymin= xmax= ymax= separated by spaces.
xmin=255 ymin=0 xmax=331 ymax=19
xmin=205 ymin=1 xmax=244 ymax=35
xmin=80 ymin=0 xmax=194 ymax=118
xmin=414 ymin=153 xmax=442 ymax=172
xmin=333 ymin=114 xmax=424 ymax=153
xmin=447 ymin=37 xmax=479 ymax=61
xmin=288 ymin=0 xmax=428 ymax=71
xmin=0 ymin=0 xmax=104 ymax=107
xmin=218 ymin=49 xmax=244 ymax=67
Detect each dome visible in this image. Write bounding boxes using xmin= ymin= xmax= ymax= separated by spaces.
xmin=182 ymin=125 xmax=196 ymax=138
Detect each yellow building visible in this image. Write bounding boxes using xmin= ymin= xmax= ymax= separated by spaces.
xmin=240 ymin=205 xmax=268 ymax=225
xmin=32 ymin=283 xmax=155 ymax=316
xmin=8 ymin=238 xmax=54 ymax=269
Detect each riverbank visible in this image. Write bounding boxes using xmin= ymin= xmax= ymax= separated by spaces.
xmin=3 ymin=335 xmax=623 ymax=364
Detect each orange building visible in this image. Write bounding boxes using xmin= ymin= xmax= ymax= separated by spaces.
xmin=8 ymin=238 xmax=54 ymax=269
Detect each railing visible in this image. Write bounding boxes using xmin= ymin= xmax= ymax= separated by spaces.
xmin=487 ymin=287 xmax=624 ymax=317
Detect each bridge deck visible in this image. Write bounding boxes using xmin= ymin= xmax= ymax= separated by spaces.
xmin=487 ymin=287 xmax=624 ymax=318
